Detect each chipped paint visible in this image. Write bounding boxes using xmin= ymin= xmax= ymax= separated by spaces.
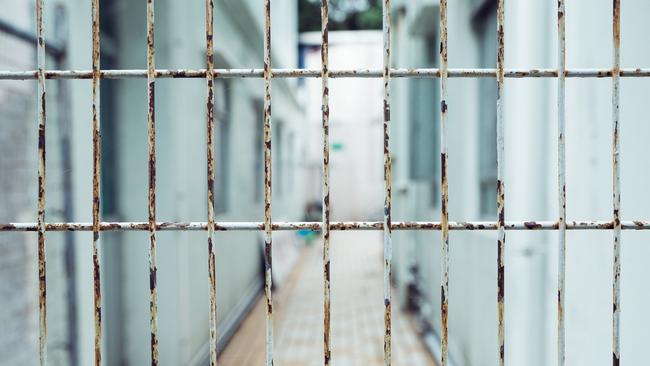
xmin=557 ymin=0 xmax=567 ymax=365
xmin=36 ymin=0 xmax=47 ymax=364
xmin=91 ymin=0 xmax=103 ymax=364
xmin=6 ymin=68 xmax=650 ymax=80
xmin=612 ymin=1 xmax=621 ymax=365
xmin=206 ymin=0 xmax=218 ymax=364
xmin=263 ymin=1 xmax=274 ymax=365
xmin=439 ymin=0 xmax=449 ymax=364
xmin=3 ymin=220 xmax=650 ymax=232
xmin=496 ymin=0 xmax=506 ymax=365
xmin=382 ymin=1 xmax=392 ymax=364
xmin=146 ymin=0 xmax=159 ymax=364
xmin=320 ymin=1 xmax=331 ymax=364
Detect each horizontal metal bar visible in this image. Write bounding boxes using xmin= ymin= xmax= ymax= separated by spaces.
xmin=2 ymin=220 xmax=649 ymax=232
xmin=2 ymin=68 xmax=650 ymax=80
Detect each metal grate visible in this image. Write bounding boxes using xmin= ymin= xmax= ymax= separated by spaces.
xmin=0 ymin=0 xmax=637 ymax=365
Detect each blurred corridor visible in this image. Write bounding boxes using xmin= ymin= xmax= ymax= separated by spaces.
xmin=219 ymin=232 xmax=435 ymax=366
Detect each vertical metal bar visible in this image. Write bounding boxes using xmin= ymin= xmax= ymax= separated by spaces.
xmin=381 ymin=0 xmax=392 ymax=365
xmin=91 ymin=0 xmax=103 ymax=364
xmin=439 ymin=0 xmax=449 ymax=364
xmin=496 ymin=0 xmax=506 ymax=365
xmin=612 ymin=1 xmax=621 ymax=365
xmin=36 ymin=0 xmax=47 ymax=364
xmin=263 ymin=1 xmax=274 ymax=365
xmin=205 ymin=0 xmax=217 ymax=364
xmin=146 ymin=0 xmax=159 ymax=364
xmin=320 ymin=0 xmax=331 ymax=365
xmin=557 ymin=1 xmax=566 ymax=365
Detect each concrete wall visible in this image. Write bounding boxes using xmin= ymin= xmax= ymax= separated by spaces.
xmin=2 ymin=0 xmax=305 ymax=365
xmin=107 ymin=1 xmax=305 ymax=365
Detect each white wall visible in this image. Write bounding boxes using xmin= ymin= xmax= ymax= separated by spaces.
xmin=392 ymin=0 xmax=650 ymax=365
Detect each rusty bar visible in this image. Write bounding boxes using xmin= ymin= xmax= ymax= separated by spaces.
xmin=439 ymin=0 xmax=449 ymax=364
xmin=91 ymin=0 xmax=103 ymax=364
xmin=382 ymin=0 xmax=392 ymax=364
xmin=6 ymin=68 xmax=650 ymax=80
xmin=36 ymin=0 xmax=47 ymax=364
xmin=146 ymin=0 xmax=159 ymax=364
xmin=612 ymin=0 xmax=621 ymax=365
xmin=205 ymin=0 xmax=217 ymax=364
xmin=557 ymin=0 xmax=566 ymax=365
xmin=496 ymin=0 xmax=506 ymax=364
xmin=263 ymin=0 xmax=274 ymax=365
xmin=320 ymin=0 xmax=331 ymax=365
xmin=4 ymin=220 xmax=650 ymax=232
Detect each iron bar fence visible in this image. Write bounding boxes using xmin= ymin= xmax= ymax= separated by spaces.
xmin=0 ymin=0 xmax=634 ymax=365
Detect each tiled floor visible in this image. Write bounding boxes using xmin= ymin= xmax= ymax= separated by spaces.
xmin=219 ymin=231 xmax=436 ymax=366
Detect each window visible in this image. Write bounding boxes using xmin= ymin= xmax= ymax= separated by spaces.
xmin=409 ymin=33 xmax=440 ymax=207
xmin=214 ymin=80 xmax=231 ymax=213
xmin=275 ymin=121 xmax=284 ymax=196
xmin=100 ymin=0 xmax=119 ymax=218
xmin=253 ymin=100 xmax=264 ymax=203
xmin=474 ymin=1 xmax=498 ymax=217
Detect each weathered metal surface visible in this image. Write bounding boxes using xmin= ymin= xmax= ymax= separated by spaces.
xmin=146 ymin=0 xmax=159 ymax=364
xmin=3 ymin=220 xmax=650 ymax=232
xmin=6 ymin=68 xmax=650 ymax=80
xmin=91 ymin=0 xmax=103 ymax=364
xmin=2 ymin=3 xmax=645 ymax=363
xmin=263 ymin=1 xmax=274 ymax=365
xmin=320 ymin=1 xmax=331 ymax=365
xmin=36 ymin=0 xmax=47 ymax=364
xmin=205 ymin=0 xmax=218 ymax=364
xmin=496 ymin=0 xmax=506 ymax=365
xmin=439 ymin=0 xmax=449 ymax=364
xmin=612 ymin=1 xmax=621 ymax=365
xmin=557 ymin=1 xmax=566 ymax=365
xmin=382 ymin=1 xmax=392 ymax=364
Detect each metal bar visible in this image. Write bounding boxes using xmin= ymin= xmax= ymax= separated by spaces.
xmin=612 ymin=1 xmax=621 ymax=365
xmin=5 ymin=68 xmax=650 ymax=80
xmin=263 ymin=1 xmax=274 ymax=365
xmin=146 ymin=0 xmax=159 ymax=364
xmin=36 ymin=0 xmax=47 ymax=364
xmin=496 ymin=0 xmax=506 ymax=365
xmin=205 ymin=0 xmax=217 ymax=364
xmin=91 ymin=0 xmax=103 ymax=364
xmin=439 ymin=0 xmax=449 ymax=364
xmin=557 ymin=1 xmax=566 ymax=365
xmin=320 ymin=0 xmax=331 ymax=365
xmin=382 ymin=0 xmax=392 ymax=364
xmin=3 ymin=220 xmax=650 ymax=232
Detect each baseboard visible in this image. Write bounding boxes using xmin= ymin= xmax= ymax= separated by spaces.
xmin=418 ymin=318 xmax=459 ymax=366
xmin=187 ymin=278 xmax=263 ymax=366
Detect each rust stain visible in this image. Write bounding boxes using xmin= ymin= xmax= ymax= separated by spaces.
xmin=36 ymin=0 xmax=48 ymax=364
xmin=146 ymin=0 xmax=159 ymax=364
xmin=206 ymin=0 xmax=218 ymax=364
xmin=5 ymin=220 xmax=650 ymax=233
xmin=321 ymin=0 xmax=332 ymax=364
xmin=439 ymin=0 xmax=450 ymax=364
xmin=263 ymin=1 xmax=274 ymax=365
xmin=382 ymin=1 xmax=392 ymax=365
xmin=91 ymin=0 xmax=103 ymax=364
xmin=6 ymin=67 xmax=650 ymax=81
xmin=496 ymin=1 xmax=506 ymax=364
xmin=612 ymin=1 xmax=621 ymax=364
